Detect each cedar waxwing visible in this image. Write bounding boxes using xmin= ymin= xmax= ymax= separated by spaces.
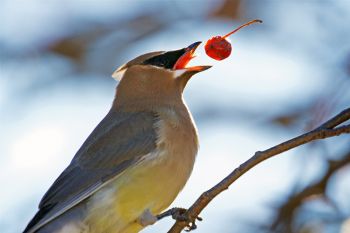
xmin=23 ymin=42 xmax=211 ymax=233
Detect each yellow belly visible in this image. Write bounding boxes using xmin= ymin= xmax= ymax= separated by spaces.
xmin=85 ymin=153 xmax=193 ymax=233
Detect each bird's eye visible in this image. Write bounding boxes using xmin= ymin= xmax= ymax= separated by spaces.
xmin=142 ymin=49 xmax=186 ymax=69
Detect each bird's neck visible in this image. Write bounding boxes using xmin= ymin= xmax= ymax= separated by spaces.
xmin=112 ymin=94 xmax=187 ymax=113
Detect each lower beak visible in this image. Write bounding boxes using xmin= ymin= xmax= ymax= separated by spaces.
xmin=173 ymin=42 xmax=212 ymax=72
xmin=184 ymin=65 xmax=212 ymax=73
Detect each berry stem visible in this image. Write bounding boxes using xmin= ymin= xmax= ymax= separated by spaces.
xmin=222 ymin=19 xmax=263 ymax=39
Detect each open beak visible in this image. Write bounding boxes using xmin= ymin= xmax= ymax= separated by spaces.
xmin=173 ymin=41 xmax=212 ymax=72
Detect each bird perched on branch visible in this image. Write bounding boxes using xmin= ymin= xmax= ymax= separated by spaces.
xmin=23 ymin=42 xmax=211 ymax=233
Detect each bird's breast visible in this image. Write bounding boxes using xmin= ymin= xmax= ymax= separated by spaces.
xmin=146 ymin=106 xmax=199 ymax=197
xmin=152 ymin=105 xmax=199 ymax=181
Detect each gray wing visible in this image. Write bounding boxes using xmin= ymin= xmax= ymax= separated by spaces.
xmin=24 ymin=110 xmax=158 ymax=233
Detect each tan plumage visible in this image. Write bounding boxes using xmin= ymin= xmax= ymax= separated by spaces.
xmin=23 ymin=42 xmax=210 ymax=233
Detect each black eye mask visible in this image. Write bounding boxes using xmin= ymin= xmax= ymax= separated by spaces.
xmin=142 ymin=48 xmax=186 ymax=69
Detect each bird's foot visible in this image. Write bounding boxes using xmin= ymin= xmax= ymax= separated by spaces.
xmin=156 ymin=207 xmax=202 ymax=232
xmin=138 ymin=209 xmax=158 ymax=227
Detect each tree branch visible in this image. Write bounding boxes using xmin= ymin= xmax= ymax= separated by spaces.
xmin=165 ymin=108 xmax=350 ymax=233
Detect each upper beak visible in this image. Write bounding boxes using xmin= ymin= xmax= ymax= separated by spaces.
xmin=173 ymin=41 xmax=212 ymax=72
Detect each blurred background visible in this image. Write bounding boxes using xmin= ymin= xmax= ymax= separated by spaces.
xmin=1 ymin=0 xmax=350 ymax=232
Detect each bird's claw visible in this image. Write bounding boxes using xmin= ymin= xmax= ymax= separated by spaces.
xmin=157 ymin=207 xmax=202 ymax=232
xmin=170 ymin=207 xmax=187 ymax=221
xmin=183 ymin=214 xmax=202 ymax=232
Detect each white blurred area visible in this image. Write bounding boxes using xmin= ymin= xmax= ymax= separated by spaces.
xmin=1 ymin=1 xmax=349 ymax=233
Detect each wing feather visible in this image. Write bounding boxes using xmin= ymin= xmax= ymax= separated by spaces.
xmin=24 ymin=110 xmax=158 ymax=233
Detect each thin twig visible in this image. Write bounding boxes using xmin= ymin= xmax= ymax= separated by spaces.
xmin=165 ymin=108 xmax=350 ymax=233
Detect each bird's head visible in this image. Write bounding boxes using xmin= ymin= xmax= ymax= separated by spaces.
xmin=112 ymin=42 xmax=211 ymax=110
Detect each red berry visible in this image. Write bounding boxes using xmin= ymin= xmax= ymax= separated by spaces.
xmin=205 ymin=36 xmax=232 ymax=61
xmin=204 ymin=19 xmax=262 ymax=61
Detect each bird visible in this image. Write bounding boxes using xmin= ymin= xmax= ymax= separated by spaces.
xmin=23 ymin=41 xmax=211 ymax=233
